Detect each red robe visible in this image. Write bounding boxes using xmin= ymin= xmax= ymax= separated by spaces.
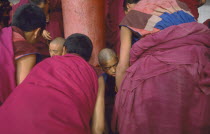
xmin=0 ymin=54 xmax=98 ymax=134
xmin=0 ymin=26 xmax=38 ymax=104
xmin=113 ymin=22 xmax=210 ymax=134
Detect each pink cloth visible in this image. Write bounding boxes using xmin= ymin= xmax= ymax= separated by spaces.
xmin=113 ymin=22 xmax=210 ymax=134
xmin=0 ymin=27 xmax=16 ymax=104
xmin=0 ymin=54 xmax=98 ymax=134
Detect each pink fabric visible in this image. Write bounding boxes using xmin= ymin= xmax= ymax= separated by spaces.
xmin=113 ymin=22 xmax=210 ymax=134
xmin=0 ymin=54 xmax=98 ymax=134
xmin=120 ymin=0 xmax=193 ymax=37
xmin=0 ymin=27 xmax=16 ymax=104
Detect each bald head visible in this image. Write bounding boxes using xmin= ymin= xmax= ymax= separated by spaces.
xmin=98 ymin=48 xmax=118 ymax=77
xmin=49 ymin=37 xmax=65 ymax=57
xmin=98 ymin=48 xmax=117 ymax=65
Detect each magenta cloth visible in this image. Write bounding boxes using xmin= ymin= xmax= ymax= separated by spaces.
xmin=0 ymin=27 xmax=16 ymax=104
xmin=113 ymin=22 xmax=210 ymax=134
xmin=0 ymin=54 xmax=98 ymax=134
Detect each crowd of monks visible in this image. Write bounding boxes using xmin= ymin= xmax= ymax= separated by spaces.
xmin=0 ymin=0 xmax=210 ymax=134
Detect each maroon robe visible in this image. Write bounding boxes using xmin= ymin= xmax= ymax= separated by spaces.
xmin=113 ymin=22 xmax=210 ymax=134
xmin=0 ymin=26 xmax=38 ymax=104
xmin=0 ymin=54 xmax=98 ymax=134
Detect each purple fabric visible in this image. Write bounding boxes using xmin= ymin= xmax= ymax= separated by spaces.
xmin=0 ymin=54 xmax=98 ymax=134
xmin=113 ymin=22 xmax=210 ymax=134
xmin=0 ymin=27 xmax=16 ymax=104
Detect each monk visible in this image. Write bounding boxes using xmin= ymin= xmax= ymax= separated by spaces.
xmin=0 ymin=4 xmax=46 ymax=104
xmin=98 ymin=48 xmax=118 ymax=134
xmin=98 ymin=48 xmax=118 ymax=78
xmin=62 ymin=34 xmax=105 ymax=134
xmin=49 ymin=37 xmax=65 ymax=57
xmin=0 ymin=33 xmax=100 ymax=134
xmin=114 ymin=0 xmax=210 ymax=134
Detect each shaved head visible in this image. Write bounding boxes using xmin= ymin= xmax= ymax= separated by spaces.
xmin=50 ymin=37 xmax=65 ymax=46
xmin=98 ymin=48 xmax=118 ymax=77
xmin=98 ymin=48 xmax=117 ymax=65
xmin=49 ymin=37 xmax=65 ymax=57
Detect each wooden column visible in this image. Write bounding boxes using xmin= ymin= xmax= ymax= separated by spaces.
xmin=61 ymin=0 xmax=105 ymax=66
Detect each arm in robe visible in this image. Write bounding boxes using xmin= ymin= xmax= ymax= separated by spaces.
xmin=116 ymin=26 xmax=132 ymax=90
xmin=91 ymin=76 xmax=105 ymax=134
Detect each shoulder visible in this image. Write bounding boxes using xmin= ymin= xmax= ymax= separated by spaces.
xmin=12 ymin=26 xmax=38 ymax=60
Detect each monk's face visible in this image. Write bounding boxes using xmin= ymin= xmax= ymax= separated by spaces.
xmin=49 ymin=44 xmax=63 ymax=57
xmin=101 ymin=57 xmax=118 ymax=77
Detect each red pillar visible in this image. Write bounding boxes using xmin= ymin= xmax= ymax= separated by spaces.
xmin=61 ymin=0 xmax=105 ymax=66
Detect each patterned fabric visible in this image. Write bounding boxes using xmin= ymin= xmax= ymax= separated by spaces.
xmin=120 ymin=0 xmax=196 ymax=38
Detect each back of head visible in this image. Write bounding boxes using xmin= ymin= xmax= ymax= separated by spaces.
xmin=11 ymin=3 xmax=46 ymax=32
xmin=123 ymin=0 xmax=140 ymax=11
xmin=98 ymin=48 xmax=118 ymax=66
xmin=50 ymin=37 xmax=65 ymax=46
xmin=64 ymin=33 xmax=93 ymax=61
xmin=29 ymin=0 xmax=46 ymax=5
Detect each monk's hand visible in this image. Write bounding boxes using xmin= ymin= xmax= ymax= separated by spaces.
xmin=42 ymin=30 xmax=52 ymax=40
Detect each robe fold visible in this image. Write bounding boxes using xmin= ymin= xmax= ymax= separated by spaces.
xmin=0 ymin=27 xmax=15 ymax=104
xmin=113 ymin=22 xmax=210 ymax=134
xmin=0 ymin=54 xmax=98 ymax=134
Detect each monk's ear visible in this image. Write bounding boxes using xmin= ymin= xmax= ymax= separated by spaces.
xmin=33 ymin=28 xmax=42 ymax=39
xmin=126 ymin=3 xmax=130 ymax=10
